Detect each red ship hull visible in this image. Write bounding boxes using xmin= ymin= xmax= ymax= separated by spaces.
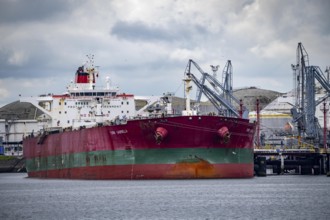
xmin=23 ymin=115 xmax=255 ymax=179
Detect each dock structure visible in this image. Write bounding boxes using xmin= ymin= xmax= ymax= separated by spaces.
xmin=254 ymin=147 xmax=330 ymax=176
xmin=253 ymin=42 xmax=330 ymax=177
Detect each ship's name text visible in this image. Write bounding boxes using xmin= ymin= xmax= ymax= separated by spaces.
xmin=110 ymin=129 xmax=128 ymax=135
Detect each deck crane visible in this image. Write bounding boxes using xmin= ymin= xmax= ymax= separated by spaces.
xmin=184 ymin=59 xmax=247 ymax=118
xmin=291 ymin=42 xmax=330 ymax=145
xmin=222 ymin=60 xmax=234 ymax=106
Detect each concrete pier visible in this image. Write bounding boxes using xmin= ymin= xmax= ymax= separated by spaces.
xmin=254 ymin=148 xmax=330 ymax=176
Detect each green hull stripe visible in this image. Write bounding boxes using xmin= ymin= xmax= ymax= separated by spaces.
xmin=26 ymin=148 xmax=253 ymax=172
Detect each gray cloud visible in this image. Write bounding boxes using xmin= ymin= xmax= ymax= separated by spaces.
xmin=110 ymin=20 xmax=208 ymax=44
xmin=111 ymin=21 xmax=172 ymax=42
xmin=0 ymin=0 xmax=77 ymax=24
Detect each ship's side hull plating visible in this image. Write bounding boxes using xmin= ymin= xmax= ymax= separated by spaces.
xmin=23 ymin=116 xmax=255 ymax=179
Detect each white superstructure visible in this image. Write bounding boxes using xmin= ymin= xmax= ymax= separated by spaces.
xmin=20 ymin=57 xmax=136 ymax=131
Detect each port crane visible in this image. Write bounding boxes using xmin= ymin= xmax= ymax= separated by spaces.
xmin=291 ymin=42 xmax=330 ymax=146
xmin=184 ymin=59 xmax=247 ymax=118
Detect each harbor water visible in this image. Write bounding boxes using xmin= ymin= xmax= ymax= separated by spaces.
xmin=0 ymin=173 xmax=329 ymax=219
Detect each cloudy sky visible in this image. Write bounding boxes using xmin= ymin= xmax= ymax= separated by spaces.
xmin=0 ymin=0 xmax=329 ymax=107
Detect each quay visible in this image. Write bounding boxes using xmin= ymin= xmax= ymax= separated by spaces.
xmin=0 ymin=156 xmax=26 ymax=172
xmin=254 ymin=147 xmax=330 ymax=176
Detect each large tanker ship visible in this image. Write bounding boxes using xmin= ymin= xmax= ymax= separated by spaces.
xmin=23 ymin=57 xmax=255 ymax=179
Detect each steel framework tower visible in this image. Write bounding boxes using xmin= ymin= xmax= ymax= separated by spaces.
xmin=291 ymin=42 xmax=330 ymax=145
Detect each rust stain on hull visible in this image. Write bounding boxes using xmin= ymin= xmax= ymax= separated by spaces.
xmin=167 ymin=157 xmax=216 ymax=178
